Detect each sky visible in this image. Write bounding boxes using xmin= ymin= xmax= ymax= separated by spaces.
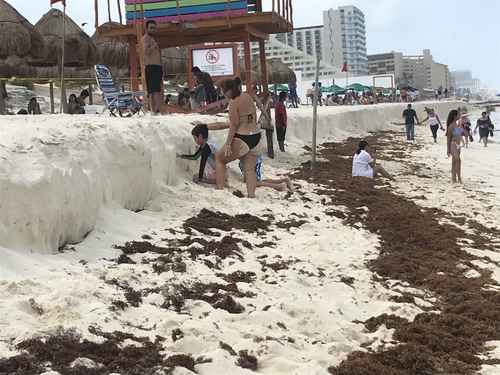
xmin=7 ymin=0 xmax=500 ymax=89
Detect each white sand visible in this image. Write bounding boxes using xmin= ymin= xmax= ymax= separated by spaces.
xmin=2 ymin=100 xmax=498 ymax=374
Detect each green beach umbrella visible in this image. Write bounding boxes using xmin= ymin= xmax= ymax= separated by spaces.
xmin=270 ymin=84 xmax=289 ymax=92
xmin=346 ymin=83 xmax=371 ymax=92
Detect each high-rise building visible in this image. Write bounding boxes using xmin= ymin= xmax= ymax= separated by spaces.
xmin=275 ymin=25 xmax=324 ymax=60
xmin=451 ymin=70 xmax=481 ymax=94
xmin=323 ymin=6 xmax=368 ymax=76
xmin=368 ymin=49 xmax=451 ymax=90
xmin=240 ymin=36 xmax=338 ymax=81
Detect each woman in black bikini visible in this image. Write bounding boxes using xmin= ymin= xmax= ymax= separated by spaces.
xmin=205 ymin=78 xmax=261 ymax=198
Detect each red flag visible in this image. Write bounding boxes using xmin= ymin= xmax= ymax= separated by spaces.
xmin=50 ymin=0 xmax=66 ymax=6
xmin=341 ymin=63 xmax=348 ymax=73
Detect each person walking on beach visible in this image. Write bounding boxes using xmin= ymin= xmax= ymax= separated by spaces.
xmin=352 ymin=140 xmax=393 ymax=180
xmin=462 ymin=114 xmax=473 ymax=148
xmin=255 ymin=91 xmax=274 ymax=158
xmin=204 ymin=78 xmax=261 ymax=198
xmin=275 ymin=91 xmax=288 ymax=152
xmin=288 ymin=78 xmax=299 ymax=108
xmin=446 ymin=109 xmax=463 ymax=184
xmin=143 ymin=20 xmax=163 ymax=114
xmin=474 ymin=111 xmax=494 ymax=147
xmin=421 ymin=108 xmax=444 ymax=143
xmin=402 ymin=104 xmax=420 ymax=142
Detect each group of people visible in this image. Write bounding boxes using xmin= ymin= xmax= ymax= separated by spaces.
xmin=178 ymin=78 xmax=292 ymax=198
xmin=143 ymin=19 xmax=221 ymax=114
xmin=353 ymin=104 xmax=495 ymax=184
xmin=446 ymin=109 xmax=495 ymax=183
xmin=16 ymin=89 xmax=89 ymax=116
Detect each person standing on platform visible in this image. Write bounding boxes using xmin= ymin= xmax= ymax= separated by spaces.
xmin=275 ymin=91 xmax=288 ymax=152
xmin=142 ymin=20 xmax=163 ymax=114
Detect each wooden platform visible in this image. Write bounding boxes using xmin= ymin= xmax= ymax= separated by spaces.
xmin=93 ymin=0 xmax=293 ymax=109
xmin=96 ymin=11 xmax=292 ymax=48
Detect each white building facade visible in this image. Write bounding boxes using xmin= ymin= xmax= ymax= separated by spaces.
xmin=323 ymin=6 xmax=368 ymax=76
xmin=368 ymin=49 xmax=451 ymax=90
xmin=275 ymin=25 xmax=324 ymax=60
xmin=240 ymin=36 xmax=338 ymax=81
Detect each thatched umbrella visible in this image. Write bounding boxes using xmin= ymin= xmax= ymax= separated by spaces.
xmin=92 ymin=22 xmax=128 ymax=70
xmin=0 ymin=0 xmax=47 ymax=113
xmin=0 ymin=0 xmax=46 ymax=68
xmin=238 ymin=59 xmax=262 ymax=85
xmin=267 ymin=58 xmax=296 ymax=85
xmin=35 ymin=8 xmax=97 ymax=68
xmin=238 ymin=58 xmax=295 ymax=86
xmin=162 ymin=47 xmax=188 ymax=77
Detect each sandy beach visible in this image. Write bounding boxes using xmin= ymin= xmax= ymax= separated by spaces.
xmin=1 ymin=102 xmax=499 ymax=374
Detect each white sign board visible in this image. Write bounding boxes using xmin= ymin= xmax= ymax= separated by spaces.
xmin=192 ymin=47 xmax=234 ymax=77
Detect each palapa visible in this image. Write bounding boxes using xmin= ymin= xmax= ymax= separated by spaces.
xmin=35 ymin=8 xmax=97 ymax=68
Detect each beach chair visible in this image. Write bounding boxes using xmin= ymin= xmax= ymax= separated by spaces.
xmin=94 ymin=64 xmax=143 ymax=117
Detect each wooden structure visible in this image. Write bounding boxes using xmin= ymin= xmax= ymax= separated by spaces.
xmin=94 ymin=0 xmax=293 ymax=96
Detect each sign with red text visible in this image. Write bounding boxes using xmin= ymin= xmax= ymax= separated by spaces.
xmin=192 ymin=46 xmax=235 ymax=77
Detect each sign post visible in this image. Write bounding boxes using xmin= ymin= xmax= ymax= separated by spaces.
xmin=311 ymin=56 xmax=320 ymax=170
xmin=188 ymin=44 xmax=238 ymax=88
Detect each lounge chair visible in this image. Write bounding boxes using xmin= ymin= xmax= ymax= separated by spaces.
xmin=94 ymin=64 xmax=143 ymax=117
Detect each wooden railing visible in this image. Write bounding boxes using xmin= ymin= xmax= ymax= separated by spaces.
xmin=271 ymin=0 xmax=293 ymax=25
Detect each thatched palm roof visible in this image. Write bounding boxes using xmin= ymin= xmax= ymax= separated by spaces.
xmin=0 ymin=0 xmax=46 ymax=76
xmin=35 ymin=8 xmax=97 ymax=68
xmin=92 ymin=22 xmax=128 ymax=69
xmin=162 ymin=47 xmax=187 ymax=76
xmin=239 ymin=58 xmax=295 ymax=85
xmin=267 ymin=58 xmax=296 ymax=84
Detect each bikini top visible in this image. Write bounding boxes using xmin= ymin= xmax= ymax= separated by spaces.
xmin=452 ymin=126 xmax=463 ymax=137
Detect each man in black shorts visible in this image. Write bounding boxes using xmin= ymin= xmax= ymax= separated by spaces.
xmin=142 ymin=20 xmax=163 ymax=114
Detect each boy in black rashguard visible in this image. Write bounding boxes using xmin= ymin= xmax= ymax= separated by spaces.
xmin=178 ymin=124 xmax=218 ymax=184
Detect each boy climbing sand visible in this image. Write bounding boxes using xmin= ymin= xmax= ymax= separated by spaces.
xmin=177 ymin=124 xmax=218 ymax=184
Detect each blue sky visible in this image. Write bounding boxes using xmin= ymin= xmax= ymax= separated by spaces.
xmin=8 ymin=0 xmax=499 ymax=89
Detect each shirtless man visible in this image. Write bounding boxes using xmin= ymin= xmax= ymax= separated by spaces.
xmin=142 ymin=20 xmax=163 ymax=114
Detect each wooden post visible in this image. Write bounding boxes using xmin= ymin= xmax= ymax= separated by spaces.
xmin=88 ymin=84 xmax=93 ymax=105
xmin=136 ymin=6 xmax=148 ymax=110
xmin=129 ymin=39 xmax=139 ymax=91
xmin=285 ymin=0 xmax=289 ymax=21
xmin=49 ymin=81 xmax=55 ymax=113
xmin=117 ymin=0 xmax=123 ymax=24
xmin=277 ymin=0 xmax=281 ymax=15
xmin=0 ymin=81 xmax=5 ymax=115
xmin=289 ymin=0 xmax=293 ymax=26
xmin=256 ymin=0 xmax=262 ymax=12
xmin=94 ymin=0 xmax=99 ymax=29
xmin=107 ymin=0 xmax=112 ymax=23
xmin=243 ymin=33 xmax=253 ymax=95
xmin=272 ymin=0 xmax=275 ymax=13
xmin=258 ymin=40 xmax=268 ymax=94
